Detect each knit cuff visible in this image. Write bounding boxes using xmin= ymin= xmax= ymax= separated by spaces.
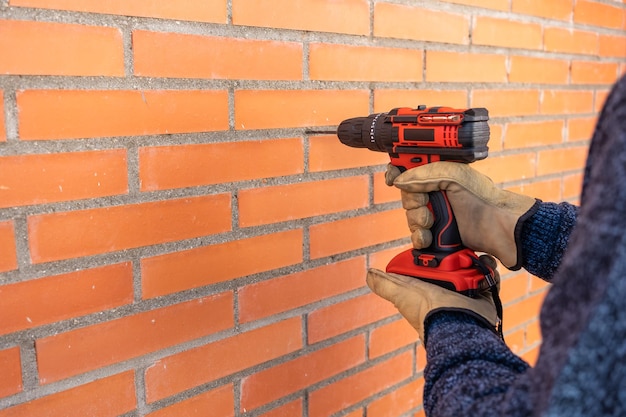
xmin=425 ymin=310 xmax=496 ymax=349
xmin=520 ymin=202 xmax=579 ymax=281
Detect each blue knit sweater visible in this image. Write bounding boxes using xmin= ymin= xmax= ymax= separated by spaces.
xmin=422 ymin=74 xmax=626 ymax=417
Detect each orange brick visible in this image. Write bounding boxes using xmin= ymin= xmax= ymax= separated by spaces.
xmin=596 ymin=89 xmax=611 ymax=113
xmin=426 ymin=51 xmax=507 ymax=83
xmin=239 ymin=257 xmax=366 ymax=323
xmin=416 ymin=343 xmax=427 ymax=372
xmin=0 ymin=19 xmax=123 ymax=76
xmin=367 ymin=378 xmax=424 ymax=417
xmin=146 ymin=384 xmax=234 ymax=417
xmin=258 ymin=399 xmax=303 ymax=417
xmin=512 ymin=0 xmax=573 ymax=20
xmin=0 ymin=90 xmax=5 ymax=141
xmin=530 ymin=280 xmax=551 ymax=296
xmin=10 ymin=0 xmax=227 ymax=23
xmin=472 ymin=16 xmax=543 ymax=50
xmin=310 ymin=43 xmax=422 ymax=82
xmin=509 ymin=56 xmax=570 ymax=84
xmin=544 ymin=27 xmax=598 ymax=55
xmin=505 ymin=327 xmax=525 ymax=354
xmin=521 ymin=344 xmax=540 ymax=366
xmin=503 ymin=292 xmax=546 ymax=332
xmin=537 ymin=146 xmax=588 ymax=176
xmin=374 ymin=4 xmax=469 ymax=45
xmin=0 ymin=347 xmax=21 ymax=398
xmin=17 ymin=89 xmax=228 ymax=140
xmin=472 ymin=89 xmax=540 ymax=117
xmin=0 ymin=263 xmax=133 ymax=336
xmin=28 ymin=194 xmax=231 ymax=263
xmin=146 ymin=318 xmax=302 ymax=403
xmin=308 ymin=351 xmax=413 ymax=417
xmin=488 ymin=123 xmax=504 ymax=153
xmin=0 ymin=150 xmax=128 ymax=208
xmin=439 ymin=0 xmax=509 ymax=10
xmin=507 ymin=178 xmax=562 ymax=201
xmin=504 ymin=120 xmax=564 ymax=150
xmin=571 ymin=61 xmax=620 ymax=85
xmin=235 ymin=90 xmax=369 ymax=130
xmin=369 ymin=245 xmax=412 ymax=271
xmin=472 ymin=152 xmax=537 ymax=184
xmin=499 ymin=272 xmax=530 ymax=305
xmin=599 ymin=34 xmax=626 ymax=58
xmin=374 ymin=89 xmax=468 ymax=113
xmin=525 ymin=319 xmax=542 ymax=347
xmin=374 ymin=171 xmax=401 ymax=204
xmin=414 ymin=408 xmax=427 ymax=417
xmin=568 ymin=116 xmax=597 ymax=141
xmin=0 ymin=372 xmax=135 ymax=417
xmin=574 ymin=0 xmax=625 ymax=29
xmin=563 ymin=172 xmax=584 ymax=200
xmin=37 ymin=292 xmax=233 ymax=384
xmin=139 ymin=139 xmax=304 ymax=191
xmin=309 ymin=134 xmax=389 ymax=172
xmin=134 ymin=30 xmax=302 ymax=80
xmin=240 ymin=336 xmax=365 ymax=411
xmin=309 ymin=208 xmax=407 ymax=259
xmin=239 ymin=176 xmax=369 ymax=227
xmin=507 ymin=329 xmax=528 ymax=354
xmin=0 ymin=221 xmax=17 ymax=273
xmin=307 ymin=293 xmax=398 ymax=343
xmin=541 ymin=90 xmax=594 ymax=115
xmin=369 ymin=318 xmax=418 ymax=358
xmin=232 ymin=0 xmax=369 ymax=35
xmin=141 ymin=230 xmax=302 ymax=298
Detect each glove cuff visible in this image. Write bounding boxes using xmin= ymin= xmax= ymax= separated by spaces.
xmin=510 ymin=199 xmax=542 ymax=271
xmin=422 ymin=307 xmax=500 ymax=347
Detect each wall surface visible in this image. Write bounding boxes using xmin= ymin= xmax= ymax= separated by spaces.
xmin=0 ymin=0 xmax=624 ymax=416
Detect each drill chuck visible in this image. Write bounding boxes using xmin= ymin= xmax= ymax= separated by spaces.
xmin=337 ymin=113 xmax=393 ymax=153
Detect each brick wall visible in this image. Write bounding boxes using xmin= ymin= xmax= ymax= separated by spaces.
xmin=0 ymin=1 xmax=624 ymax=416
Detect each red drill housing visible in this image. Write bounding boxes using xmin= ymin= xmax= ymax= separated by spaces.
xmin=337 ymin=105 xmax=492 ymax=297
xmin=337 ymin=105 xmax=489 ymax=169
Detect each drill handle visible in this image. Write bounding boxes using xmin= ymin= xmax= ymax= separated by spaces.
xmin=394 ymin=164 xmax=463 ymax=253
xmin=427 ymin=191 xmax=464 ymax=253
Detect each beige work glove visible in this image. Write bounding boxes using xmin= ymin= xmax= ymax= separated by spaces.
xmin=367 ymin=255 xmax=501 ymax=343
xmin=386 ymin=162 xmax=539 ymax=270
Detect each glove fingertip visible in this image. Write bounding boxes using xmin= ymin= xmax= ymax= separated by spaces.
xmin=411 ymin=229 xmax=433 ymax=249
xmin=365 ymin=267 xmax=382 ymax=285
xmin=385 ymin=164 xmax=402 ymax=186
xmin=366 ymin=268 xmax=403 ymax=302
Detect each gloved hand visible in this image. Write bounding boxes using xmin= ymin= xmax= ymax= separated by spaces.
xmin=386 ymin=162 xmax=540 ymax=270
xmin=366 ymin=255 xmax=501 ymax=343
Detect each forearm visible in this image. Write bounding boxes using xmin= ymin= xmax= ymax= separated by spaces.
xmin=520 ymin=202 xmax=578 ymax=281
xmin=423 ymin=312 xmax=530 ymax=417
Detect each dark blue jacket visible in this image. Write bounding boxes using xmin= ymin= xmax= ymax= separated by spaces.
xmin=423 ymin=74 xmax=626 ymax=417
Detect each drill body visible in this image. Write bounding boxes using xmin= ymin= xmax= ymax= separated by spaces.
xmin=337 ymin=105 xmax=492 ymax=297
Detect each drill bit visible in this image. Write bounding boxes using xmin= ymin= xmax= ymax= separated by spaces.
xmin=304 ymin=129 xmax=337 ymax=135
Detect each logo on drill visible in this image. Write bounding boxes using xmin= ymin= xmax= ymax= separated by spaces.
xmin=369 ymin=113 xmax=383 ymax=144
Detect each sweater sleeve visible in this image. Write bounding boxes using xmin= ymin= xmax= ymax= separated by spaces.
xmin=423 ymin=312 xmax=531 ymax=417
xmin=520 ymin=201 xmax=578 ymax=281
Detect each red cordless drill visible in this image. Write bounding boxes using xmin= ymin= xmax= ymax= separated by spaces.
xmin=337 ymin=105 xmax=495 ymax=298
